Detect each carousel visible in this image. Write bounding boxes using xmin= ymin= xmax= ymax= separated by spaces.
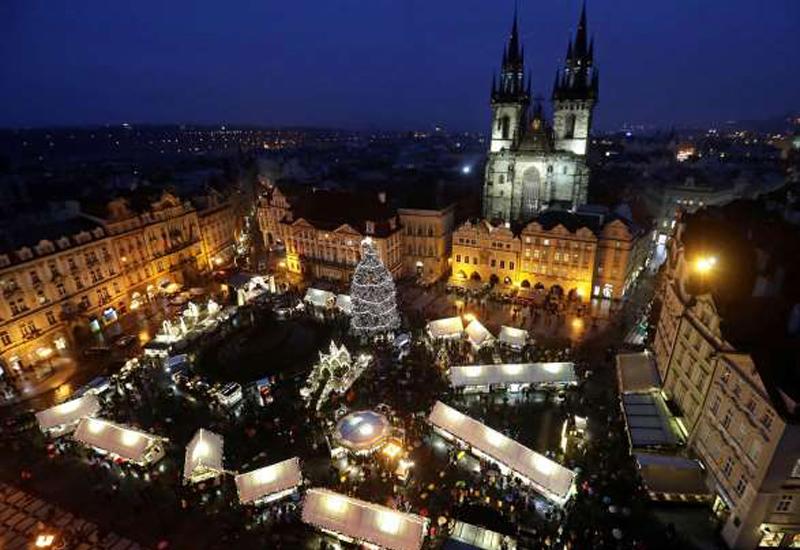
xmin=332 ymin=410 xmax=392 ymax=457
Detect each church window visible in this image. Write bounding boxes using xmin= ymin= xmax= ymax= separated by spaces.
xmin=500 ymin=116 xmax=510 ymax=140
xmin=564 ymin=114 xmax=576 ymax=139
xmin=499 ymin=175 xmax=505 ymax=184
xmin=547 ymin=165 xmax=553 ymax=174
xmin=563 ymin=166 xmax=568 ymax=175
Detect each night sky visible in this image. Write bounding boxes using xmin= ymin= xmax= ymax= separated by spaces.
xmin=1 ymin=0 xmax=798 ymax=131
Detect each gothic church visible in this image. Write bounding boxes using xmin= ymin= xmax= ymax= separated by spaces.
xmin=482 ymin=4 xmax=599 ymax=223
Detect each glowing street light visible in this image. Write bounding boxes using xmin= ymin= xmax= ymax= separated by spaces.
xmin=694 ymin=255 xmax=717 ymax=274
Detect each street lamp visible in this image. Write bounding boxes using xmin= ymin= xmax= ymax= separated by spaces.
xmin=693 ymin=255 xmax=717 ymax=274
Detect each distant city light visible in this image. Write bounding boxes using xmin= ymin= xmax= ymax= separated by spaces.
xmin=461 ymin=165 xmax=472 ymax=175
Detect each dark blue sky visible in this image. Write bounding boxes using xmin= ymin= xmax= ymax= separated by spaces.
xmin=1 ymin=0 xmax=798 ymax=131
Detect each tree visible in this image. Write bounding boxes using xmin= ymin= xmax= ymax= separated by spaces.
xmin=350 ymin=238 xmax=401 ymax=337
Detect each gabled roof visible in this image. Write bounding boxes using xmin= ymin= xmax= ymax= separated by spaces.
xmin=36 ymin=394 xmax=101 ymax=434
xmin=235 ymin=457 xmax=302 ymax=505
xmin=73 ymin=418 xmax=164 ymax=464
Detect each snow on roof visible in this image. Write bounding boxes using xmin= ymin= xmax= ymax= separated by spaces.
xmin=304 ymin=288 xmax=335 ymax=308
xmin=335 ymin=294 xmax=352 ymax=314
xmin=235 ymin=457 xmax=302 ymax=505
xmin=302 ymin=488 xmax=428 ymax=550
xmin=426 ymin=317 xmax=464 ymax=339
xmin=183 ymin=429 xmax=225 ymax=483
xmin=498 ymin=325 xmax=528 ymax=348
xmin=616 ymin=352 xmax=661 ymax=394
xmin=464 ymin=319 xmax=494 ymax=348
xmin=427 ymin=402 xmax=576 ymax=506
xmin=36 ymin=394 xmax=101 ymax=434
xmin=449 ymin=362 xmax=577 ymax=389
xmin=73 ymin=418 xmax=164 ymax=465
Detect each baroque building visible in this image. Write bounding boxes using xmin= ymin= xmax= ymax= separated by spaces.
xmin=451 ymin=209 xmax=647 ymax=300
xmin=483 ymin=5 xmax=598 ymax=223
xmin=0 ymin=190 xmax=237 ymax=380
xmin=652 ymin=200 xmax=800 ymax=549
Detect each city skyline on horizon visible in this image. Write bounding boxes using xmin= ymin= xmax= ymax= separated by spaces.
xmin=1 ymin=0 xmax=798 ymax=132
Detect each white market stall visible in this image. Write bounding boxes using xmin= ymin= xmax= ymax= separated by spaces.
xmin=449 ymin=362 xmax=578 ymax=393
xmin=464 ymin=319 xmax=494 ymax=349
xmin=335 ymin=294 xmax=353 ymax=315
xmin=36 ymin=394 xmax=101 ymax=437
xmin=426 ymin=317 xmax=464 ymax=340
xmin=427 ymin=401 xmax=576 ymax=506
xmin=498 ymin=326 xmax=528 ymax=350
xmin=73 ymin=418 xmax=166 ymax=466
xmin=301 ymin=488 xmax=429 ymax=550
xmin=235 ymin=457 xmax=303 ymax=505
xmin=184 ymin=429 xmax=225 ymax=484
xmin=304 ymin=288 xmax=336 ymax=309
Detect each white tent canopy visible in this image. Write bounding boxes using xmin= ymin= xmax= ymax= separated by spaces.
xmin=36 ymin=394 xmax=101 ymax=436
xmin=498 ymin=326 xmax=528 ymax=349
xmin=335 ymin=294 xmax=352 ymax=315
xmin=465 ymin=319 xmax=494 ymax=349
xmin=449 ymin=362 xmax=577 ymax=390
xmin=427 ymin=401 xmax=576 ymax=506
xmin=304 ymin=288 xmax=336 ymax=309
xmin=426 ymin=317 xmax=464 ymax=340
xmin=184 ymin=429 xmax=225 ymax=483
xmin=235 ymin=457 xmax=303 ymax=505
xmin=73 ymin=418 xmax=165 ymax=466
xmin=302 ymin=488 xmax=428 ymax=550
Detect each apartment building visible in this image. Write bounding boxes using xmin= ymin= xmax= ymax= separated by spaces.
xmin=451 ymin=210 xmax=648 ymax=300
xmin=652 ymin=200 xmax=800 ymax=549
xmin=398 ymin=204 xmax=455 ymax=283
xmin=0 ymin=190 xmax=237 ymax=379
xmin=258 ymin=185 xmax=403 ymax=283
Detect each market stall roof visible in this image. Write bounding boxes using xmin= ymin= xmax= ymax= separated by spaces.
xmin=426 ymin=317 xmax=464 ymax=339
xmin=36 ymin=394 xmax=101 ymax=434
xmin=498 ymin=326 xmax=528 ymax=349
xmin=428 ymin=401 xmax=576 ymax=506
xmin=235 ymin=457 xmax=302 ymax=505
xmin=465 ymin=319 xmax=494 ymax=348
xmin=304 ymin=288 xmax=336 ymax=308
xmin=447 ymin=520 xmax=517 ymax=550
xmin=621 ymin=392 xmax=683 ymax=448
xmin=616 ymin=352 xmax=661 ymax=393
xmin=183 ymin=429 xmax=225 ymax=483
xmin=302 ymin=488 xmax=428 ymax=550
xmin=634 ymin=453 xmax=711 ymax=498
xmin=73 ymin=418 xmax=164 ymax=464
xmin=334 ymin=410 xmax=392 ymax=453
xmin=335 ymin=294 xmax=352 ymax=315
xmin=449 ymin=362 xmax=577 ymax=389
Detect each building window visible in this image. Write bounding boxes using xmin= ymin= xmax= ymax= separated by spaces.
xmin=777 ymin=495 xmax=794 ymax=513
xmin=791 ymin=459 xmax=800 ymax=478
xmin=500 ymin=260 xmax=505 ymax=269
xmin=46 ymin=311 xmax=57 ymax=326
xmin=456 ymin=255 xmax=461 ymax=263
xmin=464 ymin=256 xmax=470 ymax=264
xmin=490 ymin=259 xmax=496 ymax=267
xmin=722 ymin=411 xmax=732 ymax=430
xmin=721 ymin=456 xmax=734 ymax=478
xmin=761 ymin=410 xmax=775 ymax=430
xmin=509 ymin=262 xmax=515 ymax=270
xmin=0 ymin=331 xmax=10 ymax=346
xmin=734 ymin=475 xmax=747 ymax=497
xmin=472 ymin=257 xmax=477 ymax=265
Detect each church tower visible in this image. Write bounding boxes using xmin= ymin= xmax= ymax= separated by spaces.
xmin=489 ymin=11 xmax=530 ymax=153
xmin=552 ymin=2 xmax=598 ymax=156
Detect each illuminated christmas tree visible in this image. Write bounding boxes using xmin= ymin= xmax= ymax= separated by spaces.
xmin=350 ymin=237 xmax=401 ymax=337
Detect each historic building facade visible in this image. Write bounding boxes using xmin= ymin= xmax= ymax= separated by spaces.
xmin=258 ymin=185 xmax=403 ymax=283
xmin=398 ymin=205 xmax=455 ymax=283
xmin=483 ymin=6 xmax=598 ymax=223
xmin=0 ymin=191 xmax=237 ymax=378
xmin=450 ymin=210 xmax=647 ymax=300
xmin=652 ymin=202 xmax=800 ymax=549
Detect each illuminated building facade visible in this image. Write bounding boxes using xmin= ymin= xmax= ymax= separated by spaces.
xmin=483 ymin=6 xmax=597 ymax=223
xmin=0 ymin=191 xmax=236 ymax=377
xmin=451 ymin=210 xmax=647 ymax=300
xmin=397 ymin=205 xmax=455 ymax=283
xmin=652 ymin=201 xmax=800 ymax=549
xmin=258 ymin=185 xmax=403 ymax=283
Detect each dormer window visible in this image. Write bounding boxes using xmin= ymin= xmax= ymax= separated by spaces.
xmin=365 ymin=221 xmax=375 ymax=235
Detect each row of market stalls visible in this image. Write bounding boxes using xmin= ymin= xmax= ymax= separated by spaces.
xmin=303 ymin=288 xmax=352 ymax=315
xmin=449 ymin=362 xmax=578 ymax=393
xmin=426 ymin=317 xmax=529 ymax=350
xmin=34 ymin=397 xmax=431 ymax=549
xmin=615 ymin=352 xmax=710 ymax=503
xmin=428 ymin=401 xmax=577 ymax=507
